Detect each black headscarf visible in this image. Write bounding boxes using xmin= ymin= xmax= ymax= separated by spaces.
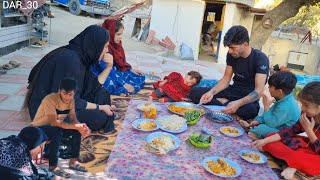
xmin=67 ymin=25 xmax=109 ymax=67
xmin=0 ymin=127 xmax=48 ymax=176
xmin=28 ymin=25 xmax=108 ymax=85
xmin=18 ymin=126 xmax=48 ymax=151
xmin=24 ymin=25 xmax=109 ymax=117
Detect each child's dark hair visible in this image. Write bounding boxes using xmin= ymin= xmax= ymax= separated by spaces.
xmin=115 ymin=20 xmax=124 ymax=32
xmin=298 ymin=81 xmax=320 ymax=105
xmin=187 ymin=71 xmax=203 ymax=85
xmin=268 ymin=71 xmax=297 ymax=95
xmin=223 ymin=25 xmax=249 ymax=47
xmin=59 ymin=78 xmax=77 ymax=93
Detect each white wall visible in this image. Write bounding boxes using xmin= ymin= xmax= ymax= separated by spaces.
xmin=241 ymin=11 xmax=255 ymax=38
xmin=150 ymin=0 xmax=205 ymax=60
xmin=0 ymin=24 xmax=30 ymax=48
xmin=217 ymin=3 xmax=243 ymax=63
xmin=262 ymin=36 xmax=320 ymax=75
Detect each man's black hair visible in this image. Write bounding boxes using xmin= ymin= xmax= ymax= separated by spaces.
xmin=223 ymin=25 xmax=249 ymax=47
xmin=268 ymin=71 xmax=297 ymax=95
xmin=59 ymin=77 xmax=77 ymax=92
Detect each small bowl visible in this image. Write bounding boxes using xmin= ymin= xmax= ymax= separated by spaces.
xmin=188 ymin=133 xmax=212 ymax=148
xmin=186 ymin=117 xmax=200 ymax=125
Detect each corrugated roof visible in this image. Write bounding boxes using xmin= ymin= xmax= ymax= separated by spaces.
xmin=207 ymin=0 xmax=254 ymax=8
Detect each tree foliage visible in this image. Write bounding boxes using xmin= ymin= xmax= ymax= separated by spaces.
xmin=283 ymin=3 xmax=320 ymax=36
xmin=255 ymin=0 xmax=320 ymax=36
xmin=251 ymin=0 xmax=320 ymax=49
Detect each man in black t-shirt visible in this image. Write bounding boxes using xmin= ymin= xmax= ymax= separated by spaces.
xmin=189 ymin=25 xmax=269 ymax=120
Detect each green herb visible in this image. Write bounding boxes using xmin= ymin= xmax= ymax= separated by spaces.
xmin=190 ymin=134 xmax=212 ymax=144
xmin=184 ymin=111 xmax=201 ymax=122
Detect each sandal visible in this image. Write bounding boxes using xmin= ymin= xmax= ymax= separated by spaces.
xmin=69 ymin=163 xmax=88 ymax=172
xmin=2 ymin=63 xmax=14 ymax=70
xmin=9 ymin=60 xmax=21 ymax=68
xmin=49 ymin=168 xmax=71 ymax=178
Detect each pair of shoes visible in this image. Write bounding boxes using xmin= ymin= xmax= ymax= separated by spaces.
xmin=69 ymin=164 xmax=88 ymax=172
xmin=49 ymin=168 xmax=71 ymax=178
xmin=2 ymin=60 xmax=21 ymax=70
xmin=31 ymin=41 xmax=42 ymax=48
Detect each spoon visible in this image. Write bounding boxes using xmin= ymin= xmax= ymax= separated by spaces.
xmin=193 ymin=102 xmax=203 ymax=109
xmin=130 ymin=113 xmax=142 ymax=123
xmin=202 ymin=128 xmax=223 ymax=140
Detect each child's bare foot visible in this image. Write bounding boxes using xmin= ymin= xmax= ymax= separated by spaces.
xmin=248 ymin=132 xmax=260 ymax=141
xmin=281 ymin=167 xmax=296 ymax=180
xmin=148 ymin=96 xmax=153 ymax=102
xmin=159 ymin=98 xmax=165 ymax=103
xmin=239 ymin=120 xmax=250 ymax=128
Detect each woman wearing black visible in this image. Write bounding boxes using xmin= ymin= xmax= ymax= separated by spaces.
xmin=25 ymin=25 xmax=116 ymax=134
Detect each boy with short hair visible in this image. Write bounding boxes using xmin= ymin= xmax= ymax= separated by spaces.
xmin=240 ymin=71 xmax=301 ymax=140
xmin=31 ymin=78 xmax=90 ymax=178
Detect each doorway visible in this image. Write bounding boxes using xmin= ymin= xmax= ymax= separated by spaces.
xmin=199 ymin=2 xmax=225 ymax=62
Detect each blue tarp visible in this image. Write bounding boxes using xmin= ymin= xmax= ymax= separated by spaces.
xmin=195 ymin=79 xmax=218 ymax=88
xmin=296 ymin=74 xmax=320 ymax=86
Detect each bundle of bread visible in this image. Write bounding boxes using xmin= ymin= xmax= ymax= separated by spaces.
xmin=157 ymin=115 xmax=186 ymax=131
xmin=150 ymin=135 xmax=175 ymax=154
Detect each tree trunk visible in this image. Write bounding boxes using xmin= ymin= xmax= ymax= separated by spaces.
xmin=250 ymin=0 xmax=320 ymax=49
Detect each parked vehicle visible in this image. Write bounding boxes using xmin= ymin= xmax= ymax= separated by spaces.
xmin=51 ymin=0 xmax=115 ymax=16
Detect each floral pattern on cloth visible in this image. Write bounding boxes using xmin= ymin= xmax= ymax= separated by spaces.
xmin=104 ymin=100 xmax=278 ymax=180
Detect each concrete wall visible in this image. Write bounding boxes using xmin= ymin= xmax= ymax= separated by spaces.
xmin=217 ymin=3 xmax=242 ymax=63
xmin=262 ymin=37 xmax=320 ymax=75
xmin=241 ymin=11 xmax=255 ymax=38
xmin=150 ymin=0 xmax=205 ymax=60
xmin=216 ymin=5 xmax=254 ymax=64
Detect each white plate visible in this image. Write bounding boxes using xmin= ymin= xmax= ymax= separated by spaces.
xmin=147 ymin=132 xmax=180 ymax=151
xmin=167 ymin=102 xmax=205 ymax=116
xmin=239 ymin=149 xmax=267 ymax=164
xmin=131 ymin=119 xmax=161 ymax=132
xmin=202 ymin=156 xmax=242 ymax=178
xmin=219 ymin=126 xmax=243 ymax=137
xmin=156 ymin=115 xmax=188 ymax=133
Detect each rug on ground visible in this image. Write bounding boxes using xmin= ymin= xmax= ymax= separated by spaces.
xmin=78 ymin=87 xmax=153 ymax=173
